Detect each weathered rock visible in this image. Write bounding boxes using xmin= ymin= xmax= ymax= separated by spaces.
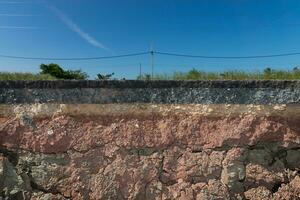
xmin=30 ymin=192 xmax=67 ymax=200
xmin=162 ymin=181 xmax=194 ymax=200
xmin=244 ymin=163 xmax=285 ymax=191
xmin=195 ymin=179 xmax=230 ymax=200
xmin=244 ymin=186 xmax=272 ymax=200
xmin=221 ymin=148 xmax=246 ymax=194
xmin=87 ymin=153 xmax=162 ymax=199
xmin=246 ymin=149 xmax=273 ymax=166
xmin=1 ymin=108 xmax=300 ymax=199
xmin=286 ymin=149 xmax=300 ymax=169
xmin=163 ymin=149 xmax=225 ymax=184
xmin=0 ymin=154 xmax=31 ymax=199
xmin=272 ymin=176 xmax=300 ymax=200
xmin=17 ymin=152 xmax=69 ymax=196
xmin=0 ymin=89 xmax=300 ymax=200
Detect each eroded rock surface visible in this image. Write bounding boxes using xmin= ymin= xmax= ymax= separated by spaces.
xmin=0 ymin=103 xmax=300 ymax=199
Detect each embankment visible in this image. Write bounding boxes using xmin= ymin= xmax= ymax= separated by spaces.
xmin=0 ymin=80 xmax=300 ymax=200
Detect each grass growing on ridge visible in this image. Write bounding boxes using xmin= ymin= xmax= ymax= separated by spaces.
xmin=0 ymin=72 xmax=56 ymax=80
xmin=137 ymin=68 xmax=300 ymax=80
xmin=2 ymin=67 xmax=300 ymax=81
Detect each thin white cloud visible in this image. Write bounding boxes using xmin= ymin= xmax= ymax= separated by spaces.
xmin=0 ymin=1 xmax=31 ymax=4
xmin=0 ymin=26 xmax=41 ymax=29
xmin=0 ymin=14 xmax=41 ymax=16
xmin=48 ymin=5 xmax=110 ymax=52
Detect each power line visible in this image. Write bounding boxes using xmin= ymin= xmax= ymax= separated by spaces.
xmin=0 ymin=51 xmax=149 ymax=61
xmin=1 ymin=50 xmax=300 ymax=61
xmin=154 ymin=51 xmax=300 ymax=59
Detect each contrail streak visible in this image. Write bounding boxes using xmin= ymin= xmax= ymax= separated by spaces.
xmin=48 ymin=4 xmax=110 ymax=52
xmin=0 ymin=1 xmax=31 ymax=4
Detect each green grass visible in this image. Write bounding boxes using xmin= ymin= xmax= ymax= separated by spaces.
xmin=138 ymin=68 xmax=300 ymax=80
xmin=0 ymin=72 xmax=56 ymax=80
xmin=2 ymin=68 xmax=300 ymax=81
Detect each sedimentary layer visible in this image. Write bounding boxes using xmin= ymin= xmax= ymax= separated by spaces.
xmin=0 ymin=81 xmax=300 ymax=200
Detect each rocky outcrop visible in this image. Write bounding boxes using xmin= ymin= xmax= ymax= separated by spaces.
xmin=0 ymin=103 xmax=299 ymax=199
xmin=0 ymin=80 xmax=299 ymax=199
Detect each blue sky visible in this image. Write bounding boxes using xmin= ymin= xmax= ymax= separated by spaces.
xmin=1 ymin=0 xmax=300 ymax=79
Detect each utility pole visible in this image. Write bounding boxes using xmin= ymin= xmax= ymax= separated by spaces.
xmin=139 ymin=63 xmax=142 ymax=78
xmin=150 ymin=44 xmax=154 ymax=79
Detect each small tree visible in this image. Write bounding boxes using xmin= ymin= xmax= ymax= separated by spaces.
xmin=40 ymin=63 xmax=88 ymax=80
xmin=97 ymin=73 xmax=114 ymax=80
xmin=40 ymin=63 xmax=64 ymax=78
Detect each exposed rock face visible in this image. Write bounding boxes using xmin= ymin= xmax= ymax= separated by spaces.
xmin=0 ymin=104 xmax=299 ymax=199
xmin=0 ymin=80 xmax=300 ymax=199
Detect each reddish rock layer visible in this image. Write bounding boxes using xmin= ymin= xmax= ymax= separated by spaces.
xmin=0 ymin=104 xmax=300 ymax=199
xmin=1 ymin=113 xmax=299 ymax=154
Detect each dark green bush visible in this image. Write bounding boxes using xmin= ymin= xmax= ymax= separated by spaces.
xmin=40 ymin=63 xmax=88 ymax=80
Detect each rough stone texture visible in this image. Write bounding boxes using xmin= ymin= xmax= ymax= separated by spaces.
xmin=244 ymin=186 xmax=272 ymax=200
xmin=221 ymin=148 xmax=246 ymax=194
xmin=0 ymin=103 xmax=299 ymax=199
xmin=0 ymin=81 xmax=300 ymax=199
xmin=1 ymin=80 xmax=300 ymax=104
xmin=1 ymin=80 xmax=300 ymax=89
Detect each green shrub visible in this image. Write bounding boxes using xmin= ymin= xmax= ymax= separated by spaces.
xmin=40 ymin=63 xmax=88 ymax=80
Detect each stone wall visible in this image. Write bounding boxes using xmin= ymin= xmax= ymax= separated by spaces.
xmin=0 ymin=80 xmax=300 ymax=200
